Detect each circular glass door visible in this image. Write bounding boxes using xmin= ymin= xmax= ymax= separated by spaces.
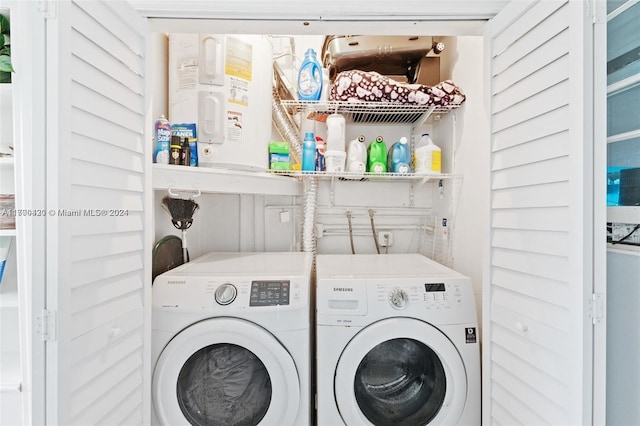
xmin=335 ymin=318 xmax=467 ymax=425
xmin=177 ymin=343 xmax=272 ymax=425
xmin=153 ymin=318 xmax=300 ymax=426
xmin=354 ymin=338 xmax=446 ymax=425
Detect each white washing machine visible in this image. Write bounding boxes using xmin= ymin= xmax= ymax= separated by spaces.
xmin=152 ymin=252 xmax=313 ymax=426
xmin=316 ymin=254 xmax=480 ymax=426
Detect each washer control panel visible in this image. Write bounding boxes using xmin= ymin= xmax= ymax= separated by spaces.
xmin=376 ymin=281 xmax=464 ymax=310
xmin=388 ymin=288 xmax=409 ymax=310
xmin=214 ymin=283 xmax=237 ymax=305
xmin=249 ymin=280 xmax=290 ymax=306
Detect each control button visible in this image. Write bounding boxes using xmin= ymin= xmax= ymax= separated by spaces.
xmin=389 ymin=288 xmax=409 ymax=310
xmin=215 ymin=283 xmax=237 ymax=305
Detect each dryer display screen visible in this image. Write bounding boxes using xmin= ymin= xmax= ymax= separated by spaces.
xmin=424 ymin=283 xmax=445 ymax=292
xmin=250 ymin=280 xmax=290 ymax=306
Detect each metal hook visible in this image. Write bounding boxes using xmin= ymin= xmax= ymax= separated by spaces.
xmin=168 ymin=187 xmax=202 ymax=199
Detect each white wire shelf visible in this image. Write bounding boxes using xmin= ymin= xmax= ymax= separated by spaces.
xmin=279 ymin=100 xmax=461 ymax=125
xmin=269 ymin=170 xmax=461 ymax=182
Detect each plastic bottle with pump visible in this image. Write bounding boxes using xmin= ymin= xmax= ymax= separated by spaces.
xmin=388 ymin=137 xmax=411 ymax=174
xmin=302 ymin=132 xmax=317 ymax=172
xmin=367 ymin=136 xmax=387 ymax=174
xmin=297 ymin=49 xmax=323 ymax=101
xmin=346 ymin=135 xmax=367 ymax=174
xmin=414 ymin=133 xmax=441 ymax=174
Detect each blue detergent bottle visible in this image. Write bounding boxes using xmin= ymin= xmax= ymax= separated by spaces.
xmin=302 ymin=132 xmax=317 ymax=172
xmin=388 ymin=137 xmax=411 ymax=174
xmin=298 ymin=49 xmax=323 ymax=101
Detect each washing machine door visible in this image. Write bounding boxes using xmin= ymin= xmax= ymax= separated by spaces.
xmin=153 ymin=318 xmax=300 ymax=426
xmin=335 ymin=318 xmax=467 ymax=426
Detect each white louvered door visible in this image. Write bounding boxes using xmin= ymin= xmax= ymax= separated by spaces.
xmin=484 ymin=0 xmax=604 ymax=425
xmin=45 ymin=1 xmax=149 ymax=424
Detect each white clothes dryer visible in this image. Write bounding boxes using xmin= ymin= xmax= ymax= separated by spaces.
xmin=316 ymin=254 xmax=480 ymax=426
xmin=152 ymin=252 xmax=313 ymax=426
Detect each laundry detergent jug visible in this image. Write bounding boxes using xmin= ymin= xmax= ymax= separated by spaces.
xmin=388 ymin=137 xmax=411 ymax=174
xmin=346 ymin=135 xmax=367 ymax=174
xmin=367 ymin=136 xmax=387 ymax=174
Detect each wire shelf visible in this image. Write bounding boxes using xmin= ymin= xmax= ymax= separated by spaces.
xmin=269 ymin=170 xmax=462 ymax=182
xmin=279 ymin=100 xmax=461 ymax=125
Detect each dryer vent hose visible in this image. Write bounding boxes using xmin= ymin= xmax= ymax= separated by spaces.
xmin=272 ymin=87 xmax=301 ymax=165
xmin=272 ymin=85 xmax=316 ymax=254
xmin=301 ymin=176 xmax=318 ymax=253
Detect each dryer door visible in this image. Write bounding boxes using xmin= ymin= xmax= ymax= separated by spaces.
xmin=153 ymin=318 xmax=300 ymax=426
xmin=335 ymin=318 xmax=467 ymax=425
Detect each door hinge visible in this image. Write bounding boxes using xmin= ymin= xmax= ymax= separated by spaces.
xmin=37 ymin=0 xmax=57 ymax=19
xmin=36 ymin=309 xmax=57 ymax=341
xmin=589 ymin=0 xmax=606 ymax=24
xmin=588 ymin=293 xmax=604 ymax=325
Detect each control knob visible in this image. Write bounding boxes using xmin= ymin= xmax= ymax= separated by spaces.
xmin=215 ymin=283 xmax=237 ymax=305
xmin=389 ymin=288 xmax=409 ymax=310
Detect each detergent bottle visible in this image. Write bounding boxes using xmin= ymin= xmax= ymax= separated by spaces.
xmin=297 ymin=49 xmax=323 ymax=101
xmin=326 ymin=113 xmax=346 ymax=152
xmin=367 ymin=136 xmax=387 ymax=174
xmin=388 ymin=137 xmax=411 ymax=174
xmin=414 ymin=133 xmax=441 ymax=174
xmin=346 ymin=135 xmax=367 ymax=174
xmin=301 ymin=132 xmax=317 ymax=172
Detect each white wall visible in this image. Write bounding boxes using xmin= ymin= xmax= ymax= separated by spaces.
xmin=437 ymin=36 xmax=489 ymax=329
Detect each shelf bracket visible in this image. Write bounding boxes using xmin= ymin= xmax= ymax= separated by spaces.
xmin=415 ymin=105 xmax=437 ymax=129
xmin=409 ymin=182 xmax=416 ymax=207
xmin=330 ymin=175 xmax=336 ymax=207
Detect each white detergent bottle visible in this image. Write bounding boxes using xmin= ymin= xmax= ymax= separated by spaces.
xmin=326 ymin=113 xmax=346 ymax=152
xmin=414 ymin=133 xmax=441 ymax=174
xmin=346 ymin=135 xmax=367 ymax=174
xmin=325 ymin=113 xmax=347 ymax=172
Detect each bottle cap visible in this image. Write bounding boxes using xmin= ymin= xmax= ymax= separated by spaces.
xmin=304 ymin=132 xmax=315 ymax=140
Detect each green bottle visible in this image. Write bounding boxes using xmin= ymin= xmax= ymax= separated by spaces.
xmin=367 ymin=136 xmax=387 ymax=173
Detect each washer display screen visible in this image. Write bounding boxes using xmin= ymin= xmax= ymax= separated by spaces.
xmin=353 ymin=338 xmax=446 ymax=426
xmin=424 ymin=283 xmax=446 ymax=292
xmin=250 ymin=280 xmax=290 ymax=306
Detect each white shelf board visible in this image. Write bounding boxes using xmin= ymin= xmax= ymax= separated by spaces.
xmin=608 ymin=206 xmax=640 ymax=224
xmin=0 ymin=157 xmax=14 ymax=166
xmin=0 ymin=350 xmax=21 ymax=392
xmin=0 ymin=229 xmax=16 ymax=237
xmin=152 ymin=164 xmax=302 ymax=196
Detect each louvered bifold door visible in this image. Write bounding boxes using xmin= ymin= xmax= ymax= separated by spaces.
xmin=45 ymin=1 xmax=148 ymax=424
xmin=485 ymin=0 xmax=601 ymax=425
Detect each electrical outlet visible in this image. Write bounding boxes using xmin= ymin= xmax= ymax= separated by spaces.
xmin=378 ymin=232 xmax=393 ymax=247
